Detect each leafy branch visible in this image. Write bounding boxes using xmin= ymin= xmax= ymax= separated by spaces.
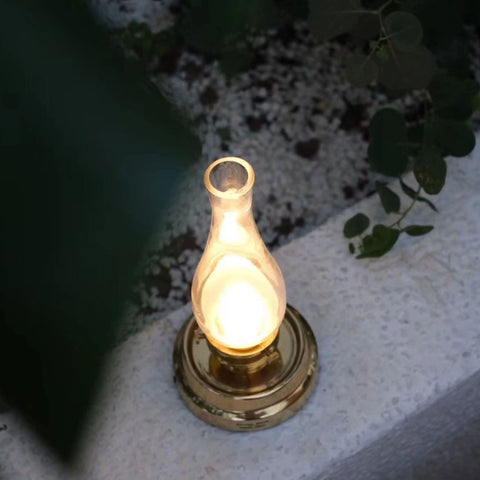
xmin=121 ymin=0 xmax=480 ymax=258
xmin=387 ymin=183 xmax=420 ymax=229
xmin=312 ymin=0 xmax=480 ymax=258
xmin=344 ymin=179 xmax=434 ymax=258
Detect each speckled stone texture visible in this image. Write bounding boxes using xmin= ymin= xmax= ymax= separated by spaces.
xmin=88 ymin=0 xmax=480 ymax=330
xmin=1 ymin=143 xmax=480 ymax=479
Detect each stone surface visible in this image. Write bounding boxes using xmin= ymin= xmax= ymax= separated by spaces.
xmin=89 ymin=0 xmax=476 ymax=329
xmin=118 ymin=13 xmax=480 ymax=336
xmin=87 ymin=0 xmax=480 ymax=340
xmin=319 ymin=370 xmax=480 ymax=479
xmin=1 ymin=142 xmax=480 ymax=479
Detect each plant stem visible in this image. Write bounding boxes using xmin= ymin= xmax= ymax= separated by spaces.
xmin=378 ymin=0 xmax=394 ymax=13
xmin=362 ymin=41 xmax=380 ymax=67
xmin=423 ymin=89 xmax=434 ymax=119
xmin=389 ymin=184 xmax=421 ymax=228
xmin=331 ymin=9 xmax=377 ymax=15
xmin=337 ymin=0 xmax=393 ymax=17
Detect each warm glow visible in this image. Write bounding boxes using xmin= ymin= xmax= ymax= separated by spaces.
xmin=192 ymin=157 xmax=287 ymax=354
xmin=200 ymin=255 xmax=278 ymax=350
xmin=219 ymin=211 xmax=247 ymax=244
xmin=218 ymin=283 xmax=270 ymax=346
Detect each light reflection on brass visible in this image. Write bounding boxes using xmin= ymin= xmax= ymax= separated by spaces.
xmin=208 ymin=339 xmax=283 ymax=392
xmin=173 ymin=304 xmax=318 ymax=431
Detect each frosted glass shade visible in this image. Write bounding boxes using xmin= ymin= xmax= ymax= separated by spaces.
xmin=191 ymin=157 xmax=287 ymax=355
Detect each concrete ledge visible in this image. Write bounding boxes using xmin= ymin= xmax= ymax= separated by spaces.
xmin=319 ymin=370 xmax=480 ymax=480
xmin=1 ymin=141 xmax=480 ymax=479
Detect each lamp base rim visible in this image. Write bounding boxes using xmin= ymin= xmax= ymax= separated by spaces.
xmin=172 ymin=304 xmax=318 ymax=432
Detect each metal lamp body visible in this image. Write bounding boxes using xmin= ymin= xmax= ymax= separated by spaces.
xmin=173 ymin=305 xmax=318 ymax=431
xmin=173 ymin=157 xmax=318 ymax=431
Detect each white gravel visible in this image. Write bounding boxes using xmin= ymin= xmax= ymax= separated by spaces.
xmin=88 ymin=0 xmax=480 ymax=339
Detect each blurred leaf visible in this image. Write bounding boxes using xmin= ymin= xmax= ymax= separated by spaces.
xmin=399 ymin=179 xmax=438 ymax=212
xmin=123 ymin=22 xmax=153 ymax=51
xmin=407 ymin=124 xmax=423 ymax=156
xmin=403 ymin=225 xmax=434 ymax=236
xmin=0 ymin=0 xmax=200 ymax=461
xmin=349 ymin=242 xmax=355 ymax=254
xmin=400 ymin=0 xmax=469 ymax=76
xmin=385 ymin=12 xmax=423 ymax=52
xmin=433 ymin=30 xmax=471 ymax=78
xmin=350 ymin=13 xmax=380 ymax=39
xmin=376 ymin=44 xmax=389 ymax=61
xmin=473 ymin=95 xmax=480 ymax=112
xmin=153 ymin=28 xmax=179 ymax=56
xmin=414 ymin=145 xmax=447 ymax=194
xmin=427 ymin=118 xmax=475 ymax=157
xmin=308 ymin=0 xmax=362 ymax=41
xmin=357 ymin=224 xmax=400 ymax=258
xmin=465 ymin=0 xmax=480 ymax=28
xmin=276 ymin=0 xmax=309 ymax=20
xmin=345 ymin=54 xmax=378 ymax=87
xmin=429 ymin=73 xmax=479 ymax=120
xmin=362 ymin=0 xmax=385 ymax=8
xmin=368 ymin=108 xmax=408 ymax=176
xmin=343 ymin=213 xmax=370 ymax=238
xmin=219 ymin=45 xmax=254 ymax=75
xmin=181 ymin=0 xmax=282 ymax=54
xmin=375 ymin=181 xmax=401 ymax=213
xmin=377 ymin=45 xmax=436 ymax=92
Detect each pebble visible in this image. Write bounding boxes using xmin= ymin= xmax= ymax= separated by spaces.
xmin=88 ymin=0 xmax=480 ymax=340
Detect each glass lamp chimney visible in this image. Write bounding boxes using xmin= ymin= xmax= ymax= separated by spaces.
xmin=191 ymin=157 xmax=287 ymax=355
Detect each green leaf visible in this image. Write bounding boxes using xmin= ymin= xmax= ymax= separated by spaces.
xmin=376 ymin=44 xmax=389 ymax=61
xmin=399 ymin=179 xmax=438 ymax=212
xmin=377 ymin=45 xmax=436 ymax=92
xmin=357 ymin=224 xmax=400 ymax=258
xmin=181 ymin=0 xmax=282 ymax=55
xmin=349 ymin=242 xmax=355 ymax=254
xmin=385 ymin=12 xmax=423 ymax=52
xmin=123 ymin=22 xmax=153 ymax=51
xmin=219 ymin=45 xmax=254 ymax=75
xmin=0 ymin=0 xmax=202 ymax=459
xmin=403 ymin=225 xmax=434 ymax=236
xmin=403 ymin=0 xmax=468 ymax=76
xmin=152 ymin=28 xmax=179 ymax=56
xmin=368 ymin=108 xmax=408 ymax=176
xmin=429 ymin=73 xmax=479 ymax=120
xmin=407 ymin=124 xmax=423 ymax=156
xmin=345 ymin=54 xmax=379 ymax=87
xmin=399 ymin=178 xmax=416 ymax=198
xmin=466 ymin=0 xmax=480 ymax=29
xmin=473 ymin=94 xmax=480 ymax=112
xmin=350 ymin=13 xmax=381 ymax=40
xmin=427 ymin=118 xmax=475 ymax=157
xmin=308 ymin=0 xmax=362 ymax=41
xmin=276 ymin=0 xmax=309 ymax=20
xmin=343 ymin=213 xmax=370 ymax=238
xmin=414 ymin=145 xmax=447 ymax=195
xmin=375 ymin=181 xmax=401 ymax=213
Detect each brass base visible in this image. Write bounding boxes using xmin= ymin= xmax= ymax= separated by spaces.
xmin=173 ymin=304 xmax=318 ymax=431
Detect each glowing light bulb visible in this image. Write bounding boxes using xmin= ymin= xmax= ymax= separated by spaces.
xmin=192 ymin=157 xmax=286 ymax=355
xmin=217 ymin=282 xmax=270 ymax=346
